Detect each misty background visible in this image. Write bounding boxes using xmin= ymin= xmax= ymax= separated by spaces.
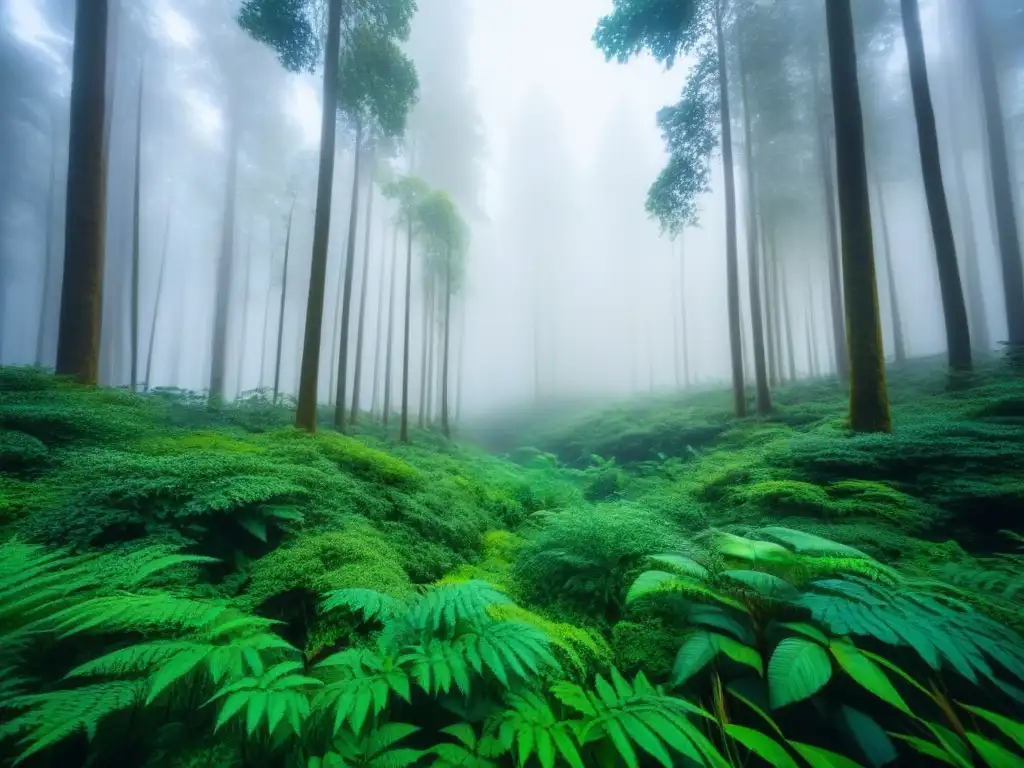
xmin=1 ymin=0 xmax=1022 ymax=421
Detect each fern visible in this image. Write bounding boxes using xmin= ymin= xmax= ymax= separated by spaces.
xmin=313 ymin=646 xmax=412 ymax=737
xmin=429 ymin=723 xmax=502 ymax=767
xmin=207 ymin=660 xmax=322 ymax=737
xmin=485 ymin=689 xmax=583 ymax=768
xmin=309 ymin=722 xmax=423 ymax=768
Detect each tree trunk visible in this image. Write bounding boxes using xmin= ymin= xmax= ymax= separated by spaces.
xmin=739 ymin=59 xmax=771 ymax=414
xmin=208 ymin=115 xmax=239 ymax=401
xmin=420 ymin=275 xmax=435 ymax=428
xmin=383 ymin=224 xmax=399 ymax=425
xmin=900 ymin=0 xmax=971 ymax=372
xmin=56 ymin=0 xmax=110 ymax=385
xmin=874 ymin=180 xmax=907 ymax=365
xmin=455 ymin=298 xmax=466 ymax=422
xmin=780 ymin=262 xmax=796 ymax=380
xmin=130 ymin=63 xmax=144 ymax=391
xmin=825 ymin=0 xmax=891 ymax=432
xmin=143 ymin=207 xmax=171 ymax=392
xmin=400 ymin=215 xmax=414 ymax=442
xmin=371 ymin=217 xmax=388 ymax=417
xmin=295 ymin=0 xmax=343 ymax=431
xmin=680 ymin=236 xmax=690 ymax=387
xmin=963 ymin=0 xmax=1024 ymax=350
xmin=259 ymin=225 xmax=274 ymax=389
xmin=350 ymin=147 xmax=376 ymax=425
xmin=672 ymin=241 xmax=682 ymax=389
xmin=714 ymin=0 xmax=745 ymax=417
xmin=807 ymin=291 xmax=821 ymax=378
xmin=761 ymin=215 xmax=779 ymax=387
xmin=236 ymin=226 xmax=254 ymax=396
xmin=949 ymin=121 xmax=990 ymax=352
xmin=36 ymin=122 xmax=61 ymax=367
xmin=820 ymin=126 xmax=849 ymax=383
xmin=441 ymin=244 xmax=453 ymax=437
xmin=273 ymin=197 xmax=296 ymax=404
xmin=334 ymin=123 xmax=364 ymax=428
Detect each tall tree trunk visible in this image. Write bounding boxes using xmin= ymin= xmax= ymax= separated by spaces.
xmin=761 ymin=215 xmax=779 ymax=387
xmin=260 ymin=224 xmax=274 ymax=389
xmin=874 ymin=180 xmax=907 ymax=365
xmin=143 ymin=207 xmax=171 ymax=392
xmin=963 ymin=0 xmax=1024 ymax=350
xmin=371 ymin=217 xmax=388 ymax=417
xmin=680 ymin=236 xmax=690 ymax=387
xmin=36 ymin=122 xmax=61 ymax=367
xmin=807 ymin=290 xmax=821 ymax=377
xmin=949 ymin=124 xmax=991 ymax=352
xmin=672 ymin=241 xmax=682 ymax=389
xmin=295 ymin=0 xmax=343 ymax=431
xmin=441 ymin=244 xmax=453 ymax=437
xmin=825 ymin=0 xmax=891 ymax=432
xmin=130 ymin=63 xmax=144 ymax=391
xmin=334 ymin=122 xmax=364 ymax=428
xmin=400 ymin=215 xmax=414 ymax=442
xmin=328 ymin=234 xmax=346 ymax=405
xmin=714 ymin=0 xmax=746 ymax=417
xmin=819 ymin=123 xmax=849 ymax=383
xmin=900 ymin=0 xmax=972 ymax=372
xmin=350 ymin=147 xmax=376 ymax=425
xmin=780 ymin=262 xmax=796 ymax=380
xmin=208 ymin=115 xmax=239 ymax=401
xmin=56 ymin=0 xmax=110 ymax=384
xmin=455 ymin=299 xmax=466 ymax=422
xmin=739 ymin=59 xmax=771 ymax=414
xmin=273 ymin=197 xmax=296 ymax=404
xmin=420 ymin=275 xmax=435 ymax=428
xmin=236 ymin=227 xmax=254 ymax=396
xmin=383 ymin=224 xmax=399 ymax=425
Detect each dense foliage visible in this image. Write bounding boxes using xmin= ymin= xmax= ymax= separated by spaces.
xmin=1 ymin=362 xmax=1023 ymax=766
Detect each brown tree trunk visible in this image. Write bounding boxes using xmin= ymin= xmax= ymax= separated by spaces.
xmin=874 ymin=180 xmax=907 ymax=365
xmin=334 ymin=122 xmax=365 ymax=428
xmin=295 ymin=0 xmax=343 ymax=431
xmin=383 ymin=224 xmax=399 ymax=425
xmin=826 ymin=0 xmax=891 ymax=432
xmin=56 ymin=0 xmax=110 ymax=385
xmin=208 ymin=114 xmax=239 ymax=401
xmin=441 ymin=244 xmax=453 ymax=437
xmin=761 ymin=214 xmax=779 ymax=387
xmin=350 ymin=145 xmax=376 ymax=425
xmin=739 ymin=59 xmax=771 ymax=414
xmin=273 ymin=197 xmax=296 ymax=404
xmin=714 ymin=0 xmax=746 ymax=417
xmin=963 ymin=0 xmax=1024 ymax=350
xmin=130 ymin=63 xmax=144 ymax=391
xmin=143 ymin=206 xmax=171 ymax=392
xmin=819 ymin=124 xmax=849 ymax=383
xmin=900 ymin=0 xmax=972 ymax=372
xmin=400 ymin=215 xmax=414 ymax=442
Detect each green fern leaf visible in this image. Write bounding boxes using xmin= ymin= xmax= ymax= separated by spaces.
xmin=647 ymin=554 xmax=708 ymax=580
xmin=956 ymin=705 xmax=1024 ymax=752
xmin=671 ymin=631 xmax=720 ymax=686
xmin=788 ymin=740 xmax=866 ymax=768
xmin=725 ymin=725 xmax=798 ymax=768
xmin=721 ymin=570 xmax=800 ymax=601
xmin=829 ymin=640 xmax=910 ymax=715
xmin=758 ymin=527 xmax=871 ymax=559
xmin=836 ymin=706 xmax=897 ymax=768
xmin=146 ymin=645 xmax=212 ymax=703
xmin=888 ymin=733 xmax=962 ymax=766
xmin=965 ymin=732 xmax=1024 ymax=768
xmin=618 ymin=711 xmax=673 ymax=768
xmin=716 ymin=532 xmax=794 ymax=564
xmin=768 ymin=638 xmax=832 ymax=709
xmin=321 ymin=588 xmax=401 ymax=624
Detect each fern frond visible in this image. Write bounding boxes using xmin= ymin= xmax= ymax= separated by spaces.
xmin=321 ymin=588 xmax=403 ymax=624
xmin=314 ymin=648 xmax=411 ymax=736
xmin=44 ymin=594 xmax=232 ymax=637
xmin=1 ymin=680 xmax=144 ymax=763
xmin=407 ymin=581 xmax=512 ymax=636
xmin=486 ymin=603 xmax=611 ymax=676
xmin=486 ymin=689 xmax=583 ymax=768
xmin=456 ymin=620 xmax=559 ymax=688
xmin=208 ymin=661 xmax=321 ymax=737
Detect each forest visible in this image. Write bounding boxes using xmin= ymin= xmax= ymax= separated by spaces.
xmin=0 ymin=0 xmax=1023 ymax=766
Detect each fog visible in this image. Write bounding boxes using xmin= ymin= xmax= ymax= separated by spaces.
xmin=1 ymin=0 xmax=1022 ymax=425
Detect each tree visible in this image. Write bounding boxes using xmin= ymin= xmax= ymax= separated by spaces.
xmin=332 ymin=20 xmax=418 ymax=430
xmin=349 ymin=147 xmax=377 ymax=424
xmin=595 ymin=0 xmax=746 ymax=417
xmin=417 ymin=190 xmax=468 ymax=437
xmin=143 ymin=207 xmax=171 ymax=392
xmin=129 ymin=63 xmax=145 ymax=391
xmin=55 ymin=0 xmax=110 ymax=384
xmin=383 ymin=175 xmax=430 ymax=442
xmin=963 ymin=0 xmax=1024 ymax=352
xmin=825 ymin=0 xmax=891 ymax=432
xmin=898 ymin=0 xmax=971 ymax=372
xmin=273 ymin=196 xmax=297 ymax=404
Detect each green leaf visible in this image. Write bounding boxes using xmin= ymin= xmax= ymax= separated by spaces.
xmin=671 ymin=631 xmax=719 ymax=686
xmin=789 ymin=741 xmax=866 ymax=768
xmin=536 ymin=728 xmax=556 ymax=768
xmin=246 ymin=691 xmax=267 ymax=736
xmin=888 ymin=733 xmax=961 ymax=766
xmin=715 ymin=635 xmax=763 ymax=677
xmin=780 ymin=622 xmax=829 ymax=645
xmin=836 ymin=706 xmax=897 ymax=767
xmin=605 ymin=717 xmax=639 ymax=768
xmin=725 ymin=725 xmax=798 ymax=768
xmin=239 ymin=515 xmax=268 ymax=542
xmin=966 ymin=732 xmax=1024 ymax=768
xmin=687 ymin=605 xmax=755 ymax=645
xmin=146 ymin=646 xmax=210 ymax=703
xmin=829 ymin=641 xmax=911 ymax=715
xmin=619 ymin=712 xmax=673 ymax=768
xmin=768 ymin=638 xmax=833 ymax=709
xmin=626 ymin=570 xmax=681 ymax=604
xmin=717 ymin=532 xmax=794 ymax=564
xmin=958 ymin=704 xmax=1024 ymax=751
xmin=648 ymin=554 xmax=708 ymax=580
xmin=721 ymin=570 xmax=800 ymax=601
xmin=727 ymin=682 xmax=784 ymax=737
xmin=758 ymin=527 xmax=871 ymax=559
xmin=551 ymin=728 xmax=586 ymax=768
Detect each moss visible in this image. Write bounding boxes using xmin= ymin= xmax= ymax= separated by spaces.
xmin=735 ymin=480 xmax=831 ymax=515
xmin=611 ymin=619 xmax=677 ymax=680
xmin=307 ymin=431 xmax=423 ymax=487
xmin=0 ymin=429 xmax=50 ymax=474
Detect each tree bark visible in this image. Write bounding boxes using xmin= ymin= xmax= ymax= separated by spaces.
xmin=236 ymin=226 xmax=254 ymax=396
xmin=806 ymin=292 xmax=821 ymax=378
xmin=400 ymin=215 xmax=414 ymax=442
xmin=441 ymin=244 xmax=453 ymax=437
xmin=761 ymin=214 xmax=779 ymax=387
xmin=455 ymin=298 xmax=466 ymax=422
xmin=672 ymin=240 xmax=682 ymax=389
xmin=36 ymin=121 xmax=61 ymax=367
xmin=963 ymin=0 xmax=1024 ymax=350
xmin=420 ymin=274 xmax=435 ymax=427
xmin=295 ymin=0 xmax=343 ymax=431
xmin=208 ymin=113 xmax=239 ymax=401
xmin=874 ymin=180 xmax=907 ymax=365
xmin=130 ymin=62 xmax=144 ymax=391
xmin=818 ymin=122 xmax=849 ymax=383
xmin=334 ymin=123 xmax=365 ymax=428
xmin=143 ymin=207 xmax=171 ymax=392
xmin=371 ymin=217 xmax=388 ymax=417
xmin=714 ymin=0 xmax=746 ymax=417
xmin=273 ymin=197 xmax=296 ymax=404
xmin=56 ymin=0 xmax=110 ymax=385
xmin=350 ymin=146 xmax=376 ymax=424
xmin=780 ymin=262 xmax=796 ymax=380
xmin=949 ymin=123 xmax=990 ymax=352
xmin=383 ymin=224 xmax=399 ymax=425
xmin=825 ymin=0 xmax=891 ymax=432
xmin=259 ymin=224 xmax=274 ymax=389
xmin=739 ymin=58 xmax=771 ymax=414
xmin=900 ymin=0 xmax=971 ymax=372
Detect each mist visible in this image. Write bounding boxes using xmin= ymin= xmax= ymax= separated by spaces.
xmin=1 ymin=0 xmax=1023 ymax=429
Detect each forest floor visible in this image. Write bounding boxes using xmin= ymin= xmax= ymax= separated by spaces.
xmin=1 ymin=361 xmax=1023 ymax=766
